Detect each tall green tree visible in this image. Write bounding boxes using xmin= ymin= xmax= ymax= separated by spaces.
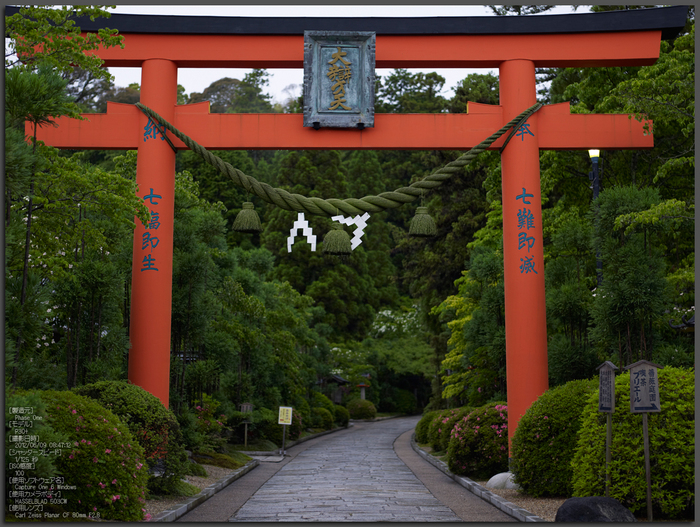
xmin=376 ymin=69 xmax=448 ymax=113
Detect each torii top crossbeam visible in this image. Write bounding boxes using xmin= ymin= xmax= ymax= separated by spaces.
xmin=14 ymin=6 xmax=688 ymax=449
xmin=23 ymin=6 xmax=686 ymax=151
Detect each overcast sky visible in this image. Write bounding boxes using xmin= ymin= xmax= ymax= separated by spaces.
xmin=107 ymin=5 xmax=584 ymax=104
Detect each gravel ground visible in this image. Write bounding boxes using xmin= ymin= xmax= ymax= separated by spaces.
xmin=143 ymin=465 xmax=235 ymax=519
xmin=472 ymin=480 xmax=566 ymax=522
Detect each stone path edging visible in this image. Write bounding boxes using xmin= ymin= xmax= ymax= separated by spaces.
xmin=151 ymin=459 xmax=259 ymax=522
xmin=409 ymin=434 xmax=546 ymax=523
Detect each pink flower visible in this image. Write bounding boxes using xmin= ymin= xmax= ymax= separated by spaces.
xmin=99 ymin=482 xmax=106 ymax=489
xmin=87 ymin=441 xmax=91 ymax=445
xmin=81 ymin=439 xmax=87 ymax=443
xmin=72 ymin=409 xmax=77 ymax=414
xmin=112 ymin=479 xmax=117 ymax=484
xmin=93 ymin=457 xmax=98 ymax=463
xmin=93 ymin=507 xmax=97 ymax=512
xmin=105 ymin=449 xmax=111 ymax=454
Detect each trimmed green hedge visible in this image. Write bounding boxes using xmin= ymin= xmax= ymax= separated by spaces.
xmin=347 ymin=398 xmax=377 ymax=420
xmin=511 ymin=378 xmax=597 ymax=497
xmin=311 ymin=407 xmax=334 ymax=430
xmin=571 ymin=367 xmax=694 ymax=519
xmin=415 ymin=410 xmax=439 ymax=444
xmin=312 ymin=391 xmax=336 ymax=420
xmin=334 ymin=404 xmax=350 ymax=428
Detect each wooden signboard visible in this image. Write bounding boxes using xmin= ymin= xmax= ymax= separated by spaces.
xmin=597 ymin=361 xmax=618 ymax=413
xmin=625 ymin=360 xmax=663 ymax=413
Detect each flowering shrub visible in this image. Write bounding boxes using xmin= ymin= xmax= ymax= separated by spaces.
xmin=572 ymin=368 xmax=694 ymax=519
xmin=73 ymin=380 xmax=188 ymax=495
xmin=446 ymin=402 xmax=509 ymax=479
xmin=38 ymin=390 xmax=148 ymax=521
xmin=511 ymin=378 xmax=597 ymax=497
xmin=438 ymin=406 xmax=474 ymax=452
xmin=415 ymin=410 xmax=439 ymax=444
xmin=427 ymin=409 xmax=454 ymax=451
xmin=192 ymin=394 xmax=230 ymax=453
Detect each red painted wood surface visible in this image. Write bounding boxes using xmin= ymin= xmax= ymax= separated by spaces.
xmin=87 ymin=32 xmax=662 ymax=68
xmin=32 ymin=102 xmax=653 ymax=151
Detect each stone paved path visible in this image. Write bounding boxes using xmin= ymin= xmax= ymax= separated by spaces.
xmin=229 ymin=417 xmax=461 ymax=522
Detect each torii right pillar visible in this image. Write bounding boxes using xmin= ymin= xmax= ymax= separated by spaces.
xmin=499 ymin=59 xmax=548 ymax=453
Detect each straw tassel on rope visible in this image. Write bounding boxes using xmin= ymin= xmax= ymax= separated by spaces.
xmin=323 ymin=223 xmax=352 ymax=256
xmin=232 ymin=202 xmax=263 ymax=233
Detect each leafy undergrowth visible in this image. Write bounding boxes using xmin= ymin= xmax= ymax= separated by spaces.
xmin=150 ymin=480 xmax=200 ymax=499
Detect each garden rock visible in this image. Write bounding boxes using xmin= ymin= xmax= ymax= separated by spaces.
xmin=555 ymin=497 xmax=637 ymax=522
xmin=485 ymin=472 xmax=520 ymax=490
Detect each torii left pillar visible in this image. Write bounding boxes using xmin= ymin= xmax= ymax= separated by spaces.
xmin=128 ymin=60 xmax=177 ymax=408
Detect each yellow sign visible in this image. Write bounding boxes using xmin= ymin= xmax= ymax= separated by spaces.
xmin=278 ymin=406 xmax=293 ymax=425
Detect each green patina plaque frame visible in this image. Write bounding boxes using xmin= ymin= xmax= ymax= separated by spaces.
xmin=303 ymin=31 xmax=375 ymax=129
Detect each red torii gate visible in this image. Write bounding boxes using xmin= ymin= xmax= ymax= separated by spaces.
xmin=28 ymin=7 xmax=686 ymax=447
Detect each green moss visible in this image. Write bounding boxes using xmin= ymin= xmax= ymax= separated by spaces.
xmin=192 ymin=452 xmax=244 ymax=470
xmin=186 ymin=461 xmax=208 ymax=477
xmin=228 ymin=439 xmax=278 ymax=452
xmin=164 ymin=480 xmax=200 ymax=497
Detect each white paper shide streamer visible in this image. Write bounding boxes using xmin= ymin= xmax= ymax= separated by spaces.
xmin=331 ymin=212 xmax=370 ymax=250
xmin=287 ymin=213 xmax=317 ymax=252
xmin=287 ymin=212 xmax=370 ymax=253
